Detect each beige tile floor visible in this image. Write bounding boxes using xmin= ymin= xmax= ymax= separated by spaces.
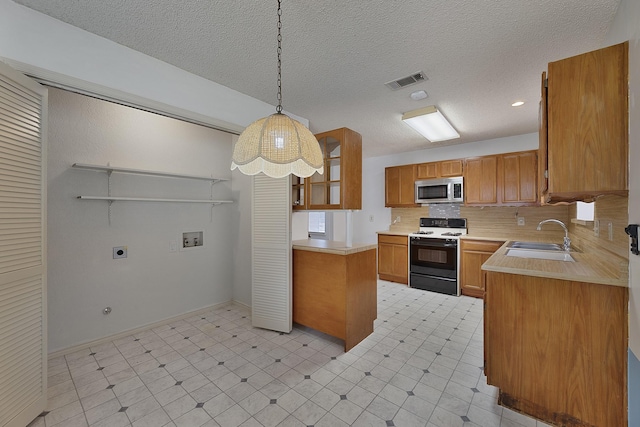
xmin=28 ymin=280 xmax=551 ymax=427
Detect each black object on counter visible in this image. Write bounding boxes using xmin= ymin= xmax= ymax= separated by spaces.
xmin=625 ymin=224 xmax=639 ymax=255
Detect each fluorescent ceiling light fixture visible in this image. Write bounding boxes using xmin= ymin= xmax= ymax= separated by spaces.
xmin=401 ymin=106 xmax=460 ymax=142
xmin=512 ymin=101 xmax=525 ymax=107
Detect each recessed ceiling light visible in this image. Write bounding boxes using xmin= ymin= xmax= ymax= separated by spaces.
xmin=410 ymin=90 xmax=428 ymax=101
xmin=511 ymin=101 xmax=525 ymax=107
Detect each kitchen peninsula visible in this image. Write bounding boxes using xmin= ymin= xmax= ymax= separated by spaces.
xmin=292 ymin=239 xmax=377 ymax=351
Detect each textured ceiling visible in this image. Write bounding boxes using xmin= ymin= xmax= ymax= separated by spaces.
xmin=13 ymin=0 xmax=620 ymax=158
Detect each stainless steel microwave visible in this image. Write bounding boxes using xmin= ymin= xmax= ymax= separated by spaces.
xmin=415 ymin=177 xmax=464 ymax=204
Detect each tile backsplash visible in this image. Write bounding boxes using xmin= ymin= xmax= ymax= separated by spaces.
xmin=389 ymin=204 xmax=570 ymax=241
xmin=388 ymin=207 xmax=430 ymax=233
xmin=426 ymin=203 xmax=461 ymax=219
xmin=388 ymin=196 xmax=628 ymax=261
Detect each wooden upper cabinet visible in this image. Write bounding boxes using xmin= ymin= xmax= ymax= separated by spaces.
xmin=440 ymin=159 xmax=463 ymax=177
xmin=294 ymin=127 xmax=362 ymax=210
xmin=416 ymin=159 xmax=463 ymax=179
xmin=386 ymin=151 xmax=534 ymax=208
xmin=500 ymin=151 xmax=537 ymax=205
xmin=464 ymin=156 xmax=497 ymax=205
xmin=542 ymin=41 xmax=628 ymax=203
xmin=416 ymin=162 xmax=439 ymax=179
xmin=465 ymin=151 xmax=538 ymax=206
xmin=385 ymin=164 xmax=417 ymax=207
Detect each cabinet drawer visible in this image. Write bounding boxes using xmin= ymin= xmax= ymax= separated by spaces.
xmin=461 ymin=239 xmax=504 ymax=252
xmin=378 ymin=234 xmax=408 ymax=246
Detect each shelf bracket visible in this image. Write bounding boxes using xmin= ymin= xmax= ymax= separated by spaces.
xmin=107 ymin=170 xmax=113 ymax=226
xmin=107 ymin=170 xmax=113 ymax=197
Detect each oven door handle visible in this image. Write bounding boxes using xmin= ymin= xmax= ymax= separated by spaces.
xmin=411 ymin=240 xmax=457 ymax=248
xmin=410 ymin=273 xmax=457 ymax=282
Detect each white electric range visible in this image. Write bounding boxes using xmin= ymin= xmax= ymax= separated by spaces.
xmin=408 ymin=218 xmax=467 ymax=295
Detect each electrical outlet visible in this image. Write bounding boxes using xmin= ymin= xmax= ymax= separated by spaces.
xmin=594 ymin=220 xmax=600 ymax=237
xmin=517 ymin=217 xmax=525 ymax=226
xmin=395 ymin=216 xmax=401 ymax=223
xmin=169 ymin=241 xmax=177 ymax=252
xmin=113 ymin=246 xmax=127 ymax=259
xmin=369 ymin=215 xmax=374 ymax=222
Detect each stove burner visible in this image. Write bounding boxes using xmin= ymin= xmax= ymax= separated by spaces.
xmin=441 ymin=232 xmax=462 ymax=236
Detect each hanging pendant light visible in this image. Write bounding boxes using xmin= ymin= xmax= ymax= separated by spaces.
xmin=231 ymin=0 xmax=324 ymax=178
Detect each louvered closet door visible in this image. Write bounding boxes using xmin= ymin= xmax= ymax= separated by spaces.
xmin=0 ymin=62 xmax=48 ymax=427
xmin=251 ymin=174 xmax=292 ymax=333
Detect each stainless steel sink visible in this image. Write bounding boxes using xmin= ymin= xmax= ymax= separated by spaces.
xmin=506 ymin=241 xmax=563 ymax=251
xmin=505 ymin=248 xmax=575 ymax=262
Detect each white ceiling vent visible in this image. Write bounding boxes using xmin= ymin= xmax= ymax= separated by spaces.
xmin=385 ymin=72 xmax=427 ymax=90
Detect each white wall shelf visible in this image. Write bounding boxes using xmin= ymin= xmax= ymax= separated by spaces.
xmin=77 ymin=196 xmax=233 ymax=204
xmin=73 ymin=163 xmax=233 ymax=223
xmin=72 ymin=163 xmax=228 ymax=183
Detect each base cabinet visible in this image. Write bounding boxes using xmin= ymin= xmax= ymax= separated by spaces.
xmin=293 ymin=248 xmax=377 ymax=351
xmin=484 ymin=271 xmax=628 ymax=427
xmin=377 ymin=234 xmax=408 ymax=284
xmin=460 ymin=239 xmax=503 ymax=298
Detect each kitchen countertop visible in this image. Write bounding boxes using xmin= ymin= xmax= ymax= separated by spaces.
xmin=292 ymin=239 xmax=377 ymax=255
xmin=376 ymin=230 xmax=412 ymax=236
xmin=482 ymin=241 xmax=628 ymax=287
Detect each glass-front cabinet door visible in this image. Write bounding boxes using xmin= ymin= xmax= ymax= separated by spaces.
xmin=292 ymin=175 xmax=305 ymax=209
xmin=292 ymin=127 xmax=362 ymax=210
xmin=309 ymin=134 xmax=342 ymax=209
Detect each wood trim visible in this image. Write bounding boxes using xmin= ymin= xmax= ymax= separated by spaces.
xmin=538 ymin=71 xmax=548 ymax=202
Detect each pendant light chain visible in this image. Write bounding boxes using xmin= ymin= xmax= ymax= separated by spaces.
xmin=276 ymin=0 xmax=283 ymax=114
xmin=230 ymin=0 xmax=324 ymax=178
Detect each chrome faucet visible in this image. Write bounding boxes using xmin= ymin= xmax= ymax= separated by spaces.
xmin=537 ymin=219 xmax=571 ymax=251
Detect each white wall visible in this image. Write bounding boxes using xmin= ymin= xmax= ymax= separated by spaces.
xmin=352 ymin=133 xmax=539 ymax=244
xmin=0 ymin=0 xmax=307 ymax=340
xmin=604 ymin=0 xmax=640 ymax=357
xmin=47 ymin=88 xmax=235 ymax=352
xmin=231 ymin=163 xmax=252 ymax=307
